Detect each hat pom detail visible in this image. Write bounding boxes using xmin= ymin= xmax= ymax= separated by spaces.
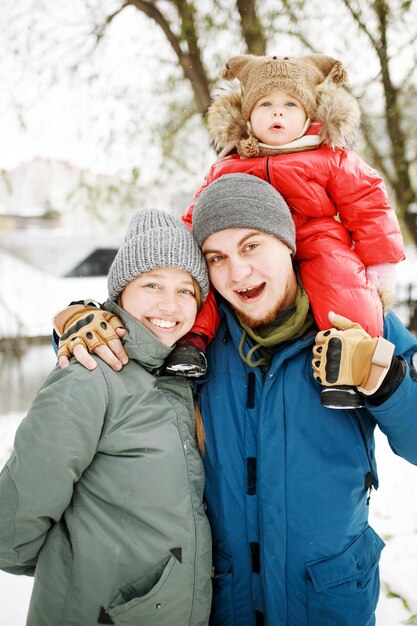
xmin=220 ymin=65 xmax=236 ymax=81
xmin=327 ymin=61 xmax=348 ymax=86
xmin=238 ymin=136 xmax=260 ymax=158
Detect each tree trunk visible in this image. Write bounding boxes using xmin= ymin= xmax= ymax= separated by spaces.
xmin=372 ymin=0 xmax=417 ymax=246
xmin=236 ymin=0 xmax=267 ymax=54
xmin=127 ymin=0 xmax=211 ymax=114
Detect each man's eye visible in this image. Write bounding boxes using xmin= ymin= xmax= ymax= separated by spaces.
xmin=244 ymin=243 xmax=258 ymax=252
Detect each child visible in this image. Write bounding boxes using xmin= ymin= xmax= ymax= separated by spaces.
xmin=0 ymin=208 xmax=212 ymax=626
xmin=166 ymin=53 xmax=405 ymax=388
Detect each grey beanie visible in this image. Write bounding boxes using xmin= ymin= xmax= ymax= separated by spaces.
xmin=108 ymin=208 xmax=209 ymax=302
xmin=192 ymin=173 xmax=296 ymax=253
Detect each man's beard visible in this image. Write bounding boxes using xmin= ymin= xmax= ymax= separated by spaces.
xmin=231 ymin=288 xmax=290 ymax=329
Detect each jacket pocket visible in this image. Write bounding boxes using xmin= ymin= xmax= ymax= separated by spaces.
xmin=306 ymin=525 xmax=385 ymax=626
xmin=102 ymin=552 xmax=192 ymax=626
xmin=209 ymin=551 xmax=234 ymax=626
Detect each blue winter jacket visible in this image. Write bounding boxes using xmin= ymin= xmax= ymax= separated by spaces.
xmin=197 ymin=303 xmax=417 ymax=626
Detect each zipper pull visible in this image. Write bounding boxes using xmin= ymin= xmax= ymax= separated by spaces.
xmin=364 ymin=471 xmax=374 ymax=506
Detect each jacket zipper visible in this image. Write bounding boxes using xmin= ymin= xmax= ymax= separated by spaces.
xmin=265 ymin=157 xmax=271 ymax=183
xmin=353 ymin=413 xmax=377 ymax=504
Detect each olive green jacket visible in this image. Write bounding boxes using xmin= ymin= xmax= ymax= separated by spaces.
xmin=0 ymin=300 xmax=212 ymax=626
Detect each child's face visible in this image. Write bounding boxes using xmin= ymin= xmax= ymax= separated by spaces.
xmin=120 ymin=267 xmax=198 ymax=346
xmin=250 ymin=90 xmax=307 ymax=146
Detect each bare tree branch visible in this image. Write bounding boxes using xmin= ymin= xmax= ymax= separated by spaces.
xmin=95 ymin=3 xmax=129 ymax=42
xmin=275 ymin=1 xmax=317 ymax=52
xmin=338 ymin=0 xmax=378 ymax=48
xmin=359 ymin=111 xmax=394 ymax=186
xmin=126 ymin=0 xmax=211 ymax=113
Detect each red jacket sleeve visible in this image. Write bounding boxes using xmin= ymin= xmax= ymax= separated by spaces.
xmin=327 ymin=151 xmax=405 ymax=266
xmin=182 ymin=167 xmax=219 ymax=229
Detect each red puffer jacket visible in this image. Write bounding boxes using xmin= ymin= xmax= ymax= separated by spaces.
xmin=183 ymin=145 xmax=405 ymax=337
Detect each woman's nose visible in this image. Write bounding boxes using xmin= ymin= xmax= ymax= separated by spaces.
xmin=158 ymin=294 xmax=177 ymax=313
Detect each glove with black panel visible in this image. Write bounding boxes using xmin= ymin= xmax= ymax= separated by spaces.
xmin=53 ymin=300 xmax=124 ymax=361
xmin=312 ymin=313 xmax=395 ymax=397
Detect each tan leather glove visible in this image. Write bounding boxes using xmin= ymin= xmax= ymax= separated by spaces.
xmin=312 ymin=314 xmax=395 ymax=395
xmin=53 ymin=303 xmax=124 ymax=360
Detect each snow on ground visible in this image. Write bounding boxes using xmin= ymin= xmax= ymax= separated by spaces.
xmin=1 ymin=412 xmax=417 ymax=625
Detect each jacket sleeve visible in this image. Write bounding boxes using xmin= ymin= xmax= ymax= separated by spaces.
xmin=182 ymin=166 xmax=218 ymax=229
xmin=0 ymin=362 xmax=108 ymax=575
xmin=327 ymin=151 xmax=405 ymax=266
xmin=365 ymin=312 xmax=417 ymax=465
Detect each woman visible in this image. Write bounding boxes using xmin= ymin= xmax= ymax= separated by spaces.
xmin=0 ymin=208 xmax=212 ymax=626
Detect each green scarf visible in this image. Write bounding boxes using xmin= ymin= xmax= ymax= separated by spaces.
xmin=237 ymin=278 xmax=315 ymax=367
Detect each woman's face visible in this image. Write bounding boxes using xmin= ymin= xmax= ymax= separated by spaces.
xmin=120 ymin=267 xmax=198 ymax=346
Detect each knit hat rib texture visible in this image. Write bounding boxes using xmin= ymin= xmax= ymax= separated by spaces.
xmin=108 ymin=208 xmax=209 ymax=302
xmin=192 ymin=174 xmax=296 ymax=253
xmin=220 ymin=53 xmax=348 ymax=120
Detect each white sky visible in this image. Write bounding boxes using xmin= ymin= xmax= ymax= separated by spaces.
xmin=0 ymin=2 xmax=179 ymax=177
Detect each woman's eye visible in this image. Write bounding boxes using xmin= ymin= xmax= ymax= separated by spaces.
xmin=209 ymin=255 xmax=224 ymax=263
xmin=179 ymin=289 xmax=194 ymax=296
xmin=244 ymin=243 xmax=258 ymax=252
xmin=145 ymin=283 xmax=159 ymax=289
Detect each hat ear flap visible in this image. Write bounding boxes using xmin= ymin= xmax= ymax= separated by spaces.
xmin=304 ymin=54 xmax=348 ymax=86
xmin=220 ymin=55 xmax=252 ymax=81
xmin=327 ymin=61 xmax=348 ymax=86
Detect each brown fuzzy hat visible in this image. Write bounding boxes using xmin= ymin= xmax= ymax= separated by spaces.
xmin=220 ymin=54 xmax=348 ymax=121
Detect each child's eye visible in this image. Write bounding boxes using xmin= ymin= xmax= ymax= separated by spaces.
xmin=260 ymin=101 xmax=271 ymax=107
xmin=286 ymin=101 xmax=297 ymax=107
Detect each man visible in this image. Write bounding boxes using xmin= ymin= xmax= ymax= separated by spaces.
xmin=55 ymin=174 xmax=417 ymax=626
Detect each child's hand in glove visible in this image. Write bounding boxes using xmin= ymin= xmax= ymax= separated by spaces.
xmin=312 ymin=312 xmax=395 ymax=395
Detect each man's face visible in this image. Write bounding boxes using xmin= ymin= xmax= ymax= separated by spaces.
xmin=202 ymin=228 xmax=297 ymax=327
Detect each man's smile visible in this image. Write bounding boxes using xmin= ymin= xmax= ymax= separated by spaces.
xmin=236 ymin=283 xmax=266 ymax=300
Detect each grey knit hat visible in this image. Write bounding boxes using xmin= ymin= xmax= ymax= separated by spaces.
xmin=192 ymin=174 xmax=296 ymax=252
xmin=108 ymin=208 xmax=209 ymax=302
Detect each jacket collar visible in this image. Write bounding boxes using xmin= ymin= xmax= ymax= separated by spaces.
xmin=104 ymin=299 xmax=172 ymax=372
xmin=217 ymin=298 xmax=317 ymax=363
xmin=207 ymin=86 xmax=360 ymax=157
